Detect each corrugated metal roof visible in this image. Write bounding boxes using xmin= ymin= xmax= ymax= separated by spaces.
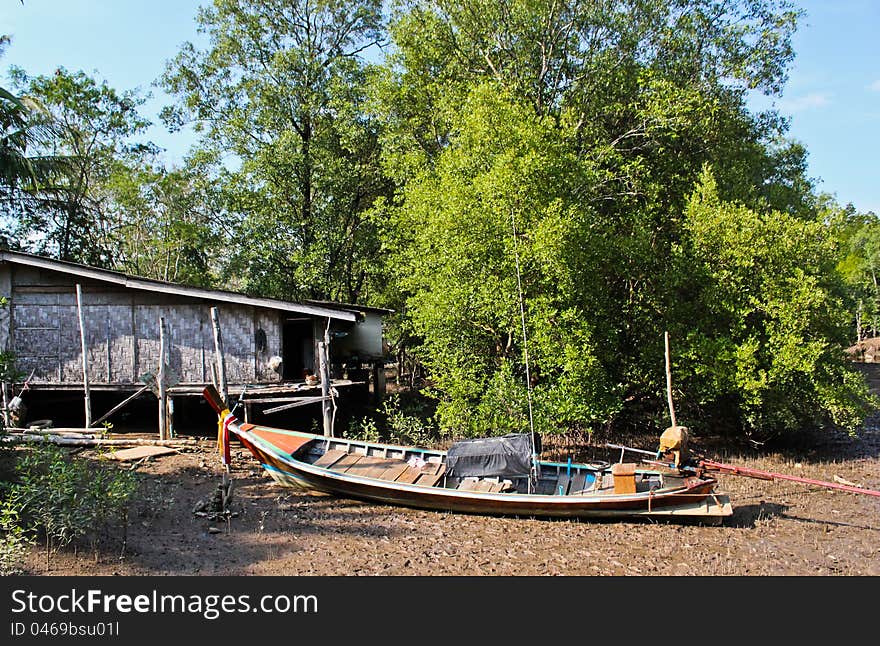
xmin=0 ymin=250 xmax=363 ymax=322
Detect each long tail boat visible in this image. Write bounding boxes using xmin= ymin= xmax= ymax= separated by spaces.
xmin=203 ymin=386 xmax=732 ymax=521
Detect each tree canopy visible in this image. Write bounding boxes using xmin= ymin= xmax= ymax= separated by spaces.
xmin=2 ymin=1 xmax=877 ymax=442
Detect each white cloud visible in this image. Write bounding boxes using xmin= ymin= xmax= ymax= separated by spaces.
xmin=869 ymin=80 xmax=880 ymax=92
xmin=778 ymin=92 xmax=831 ymax=113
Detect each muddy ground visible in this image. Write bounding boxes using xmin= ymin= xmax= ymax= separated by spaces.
xmin=18 ymin=415 xmax=880 ymax=578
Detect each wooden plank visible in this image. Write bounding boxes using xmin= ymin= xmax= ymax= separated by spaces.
xmin=102 ymin=446 xmax=177 ymax=462
xmin=360 ymin=458 xmax=400 ymax=479
xmin=341 ymin=455 xmax=379 ymax=476
xmin=420 ymin=460 xmax=443 ymax=475
xmin=485 ymin=481 xmax=504 ymax=493
xmin=332 ymin=454 xmax=364 ymax=473
xmin=415 ymin=463 xmax=446 ymax=487
xmin=555 ymin=474 xmax=572 ymax=496
xmin=457 ymin=478 xmax=481 ymax=491
xmin=377 ymin=461 xmax=410 ymax=482
xmin=312 ymin=449 xmax=348 ymax=469
xmin=569 ymin=472 xmax=587 ymax=495
xmin=473 ymin=480 xmax=496 ymax=492
xmin=344 ymin=455 xmax=391 ymax=478
xmin=395 ymin=466 xmax=425 ymax=484
xmin=536 ymin=478 xmax=557 ymax=495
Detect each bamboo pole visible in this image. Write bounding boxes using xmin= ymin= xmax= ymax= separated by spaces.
xmin=210 ymin=307 xmax=228 ymax=407
xmin=1 ymin=434 xmax=196 ymax=447
xmin=75 ymin=284 xmax=92 ymax=428
xmin=262 ymin=395 xmax=329 ymax=415
xmin=664 ymin=331 xmax=676 ymax=428
xmin=158 ymin=315 xmax=168 ymax=440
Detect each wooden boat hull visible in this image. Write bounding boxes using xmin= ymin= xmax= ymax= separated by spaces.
xmin=226 ymin=416 xmax=732 ymax=520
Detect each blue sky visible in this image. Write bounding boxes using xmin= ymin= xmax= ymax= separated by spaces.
xmin=1 ymin=0 xmax=878 ymax=213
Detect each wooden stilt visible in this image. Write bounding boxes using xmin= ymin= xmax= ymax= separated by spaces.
xmin=166 ymin=395 xmax=174 ymax=439
xmin=75 ymin=284 xmax=92 ymax=428
xmin=372 ymin=361 xmax=385 ymax=401
xmin=1 ymin=381 xmax=9 ymax=427
xmin=158 ymin=315 xmax=168 ymax=440
xmin=318 ymin=340 xmax=332 ymax=436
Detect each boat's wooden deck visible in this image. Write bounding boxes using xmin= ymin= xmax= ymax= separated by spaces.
xmin=305 ymin=446 xmax=650 ymax=496
xmin=312 ymin=449 xmax=448 ymax=487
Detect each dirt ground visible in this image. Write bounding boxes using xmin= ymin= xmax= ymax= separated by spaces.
xmin=20 ymin=417 xmax=880 ymax=577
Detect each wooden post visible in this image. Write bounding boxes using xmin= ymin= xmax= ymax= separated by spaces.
xmin=318 ymin=341 xmax=332 ymax=437
xmin=166 ymin=395 xmax=174 ymax=439
xmin=157 ymin=315 xmax=168 ymax=440
xmin=664 ymin=330 xmax=676 ymax=428
xmin=210 ymin=307 xmax=228 ymax=407
xmin=1 ymin=381 xmax=9 ymax=427
xmin=372 ymin=361 xmax=385 ymax=402
xmin=75 ymin=284 xmax=92 ymax=428
xmin=208 ymin=308 xmax=233 ymax=526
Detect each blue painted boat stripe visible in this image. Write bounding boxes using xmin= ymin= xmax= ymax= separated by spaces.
xmin=263 ymin=463 xmax=308 ymax=482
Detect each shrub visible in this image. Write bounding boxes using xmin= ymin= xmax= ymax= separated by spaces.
xmin=14 ymin=443 xmax=138 ymax=569
xmin=0 ymin=486 xmax=33 ymax=575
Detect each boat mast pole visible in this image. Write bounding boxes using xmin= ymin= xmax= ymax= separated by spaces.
xmin=510 ymin=210 xmax=537 ymax=491
xmin=664 ymin=331 xmax=676 ymax=428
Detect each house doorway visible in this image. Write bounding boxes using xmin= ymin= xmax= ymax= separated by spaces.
xmin=282 ymin=319 xmax=314 ymax=380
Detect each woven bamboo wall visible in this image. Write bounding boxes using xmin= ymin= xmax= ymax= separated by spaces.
xmin=6 ymin=266 xmax=285 ymax=386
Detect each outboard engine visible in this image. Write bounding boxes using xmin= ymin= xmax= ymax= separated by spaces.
xmin=658 ymin=425 xmax=689 ymax=468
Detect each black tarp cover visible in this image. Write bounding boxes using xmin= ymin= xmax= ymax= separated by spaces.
xmin=445 ymin=433 xmax=539 ymax=478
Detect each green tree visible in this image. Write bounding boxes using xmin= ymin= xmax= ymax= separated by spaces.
xmin=6 ymin=67 xmax=153 ymax=266
xmin=830 ymin=200 xmax=880 ymax=343
xmin=0 ymin=37 xmax=66 ymax=237
xmin=673 ymin=170 xmax=875 ymax=438
xmin=386 ymin=85 xmax=620 ymax=436
xmin=106 ymin=158 xmax=224 ymax=287
xmin=377 ymin=0 xmax=872 ymax=440
xmin=161 ymin=0 xmax=391 ymax=303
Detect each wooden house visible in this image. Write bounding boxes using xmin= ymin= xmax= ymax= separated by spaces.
xmin=0 ymin=250 xmax=389 ymax=432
